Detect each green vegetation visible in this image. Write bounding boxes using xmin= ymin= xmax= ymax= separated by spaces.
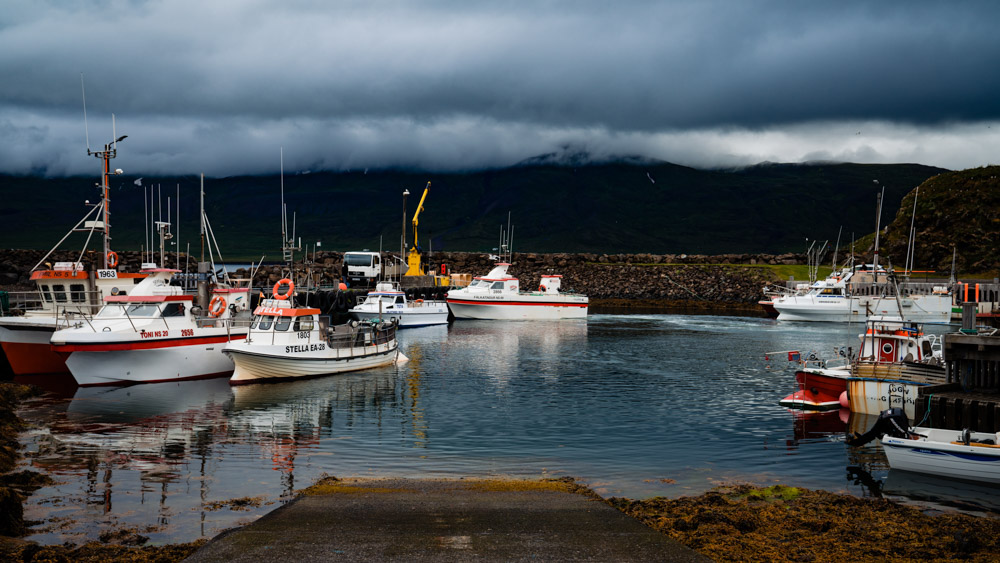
xmin=0 ymin=161 xmax=944 ymax=259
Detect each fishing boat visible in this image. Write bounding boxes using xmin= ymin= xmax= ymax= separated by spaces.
xmin=446 ymin=263 xmax=587 ymax=320
xmin=771 ymin=264 xmax=952 ymax=323
xmin=0 ymin=262 xmax=145 ymax=375
xmin=348 ymin=281 xmax=449 ymax=327
xmin=50 ymin=268 xmax=251 ymax=386
xmin=224 ymin=279 xmax=403 ymax=384
xmin=0 ymin=133 xmax=146 ymax=376
xmin=846 ymin=316 xmax=946 ymax=419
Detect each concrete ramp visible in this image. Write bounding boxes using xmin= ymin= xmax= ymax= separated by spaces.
xmin=185 ymin=478 xmax=708 ymax=562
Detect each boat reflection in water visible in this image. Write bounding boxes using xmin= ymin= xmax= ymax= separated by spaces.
xmin=17 ymin=367 xmax=404 ymax=545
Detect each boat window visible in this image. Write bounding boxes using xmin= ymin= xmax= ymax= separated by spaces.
xmin=294 ymin=316 xmax=314 ymax=331
xmin=126 ymin=304 xmax=161 ymax=317
xmin=162 ymin=303 xmax=186 ymax=317
xmin=40 ymin=284 xmax=52 ymax=303
xmin=250 ymin=316 xmax=260 ymax=329
xmin=491 ymin=281 xmax=505 ymax=290
xmin=70 ymin=284 xmax=86 ymax=302
xmin=97 ymin=304 xmax=124 ymax=318
xmin=258 ymin=316 xmax=274 ymax=330
xmin=395 ymin=296 xmax=404 ymax=304
xmin=922 ymin=340 xmax=932 ymax=356
xmin=52 ymin=284 xmax=67 ymax=302
xmin=275 ymin=316 xmax=292 ymax=331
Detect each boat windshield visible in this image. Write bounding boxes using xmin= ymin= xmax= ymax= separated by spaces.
xmin=274 ymin=316 xmax=292 ymax=331
xmin=96 ymin=303 xmax=161 ymax=318
xmin=468 ymin=280 xmax=488 ymax=288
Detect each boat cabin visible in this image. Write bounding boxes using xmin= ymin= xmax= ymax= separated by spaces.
xmin=22 ymin=262 xmax=145 ymax=317
xmin=858 ymin=317 xmax=939 ymax=364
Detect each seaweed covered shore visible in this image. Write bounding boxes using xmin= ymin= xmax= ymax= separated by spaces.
xmin=610 ymin=484 xmax=1000 ymax=562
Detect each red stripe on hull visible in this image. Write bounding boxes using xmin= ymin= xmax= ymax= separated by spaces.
xmin=53 ymin=334 xmax=246 ymax=353
xmin=1 ymin=341 xmax=69 ymax=375
xmin=446 ymin=299 xmax=587 ymax=307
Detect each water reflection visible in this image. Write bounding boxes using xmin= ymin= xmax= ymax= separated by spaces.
xmin=11 ymin=314 xmax=1000 ymax=545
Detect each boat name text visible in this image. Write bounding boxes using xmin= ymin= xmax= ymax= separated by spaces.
xmin=285 ymin=343 xmax=326 ymax=353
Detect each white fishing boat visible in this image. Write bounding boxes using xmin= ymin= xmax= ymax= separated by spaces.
xmin=882 ymin=427 xmax=1000 ymax=484
xmin=771 ymin=264 xmax=952 ymax=323
xmin=348 ymin=281 xmax=449 ymax=327
xmin=0 ymin=263 xmax=145 ymax=375
xmin=224 ymin=280 xmax=403 ymax=385
xmin=446 ymin=263 xmax=588 ymax=320
xmin=50 ymin=268 xmax=251 ymax=386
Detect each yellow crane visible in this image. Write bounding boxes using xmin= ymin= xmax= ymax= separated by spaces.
xmin=404 ymin=182 xmax=430 ymax=276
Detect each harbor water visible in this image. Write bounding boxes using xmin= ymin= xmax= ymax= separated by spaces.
xmin=12 ymin=313 xmax=988 ymax=545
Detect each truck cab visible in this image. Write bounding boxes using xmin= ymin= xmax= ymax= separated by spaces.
xmin=342 ymin=251 xmax=382 ymax=287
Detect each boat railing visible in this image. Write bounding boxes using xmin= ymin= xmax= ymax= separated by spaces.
xmin=0 ymin=289 xmax=107 ymax=318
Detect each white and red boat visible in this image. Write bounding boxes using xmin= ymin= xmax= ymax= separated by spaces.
xmin=225 ymin=280 xmax=403 ymax=384
xmin=50 ymin=268 xmax=251 ymax=386
xmin=779 ymin=360 xmax=851 ymax=411
xmin=0 ymin=263 xmax=145 ymax=375
xmin=446 ymin=263 xmax=588 ymax=320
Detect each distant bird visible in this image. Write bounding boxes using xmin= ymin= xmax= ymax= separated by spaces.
xmin=134 ymin=178 xmax=142 ymax=186
xmin=646 ymin=172 xmax=655 ymax=184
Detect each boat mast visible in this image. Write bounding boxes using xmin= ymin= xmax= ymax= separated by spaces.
xmin=872 ymin=180 xmax=884 ymax=273
xmin=87 ymin=116 xmax=125 ymax=269
xmin=904 ymin=186 xmax=919 ymax=276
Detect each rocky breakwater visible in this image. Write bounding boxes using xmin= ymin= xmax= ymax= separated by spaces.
xmin=428 ymin=252 xmax=797 ymax=312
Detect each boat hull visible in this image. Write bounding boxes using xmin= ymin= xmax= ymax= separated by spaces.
xmin=58 ymin=331 xmax=246 ymax=386
xmin=348 ymin=303 xmax=449 ymax=327
xmin=882 ymin=428 xmax=1000 ymax=484
xmin=226 ymin=341 xmax=399 ymax=384
xmin=0 ymin=322 xmax=68 ymax=375
xmin=774 ymin=294 xmax=951 ymax=323
xmin=780 ymin=368 xmax=849 ymax=411
xmin=447 ymin=298 xmax=588 ymax=320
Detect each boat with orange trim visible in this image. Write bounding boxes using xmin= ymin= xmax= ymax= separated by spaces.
xmin=50 ymin=268 xmax=251 ymax=386
xmin=224 ymin=279 xmax=403 ymax=384
xmin=0 ymin=132 xmax=146 ymax=375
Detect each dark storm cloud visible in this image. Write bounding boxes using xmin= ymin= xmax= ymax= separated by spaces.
xmin=0 ymin=0 xmax=998 ymax=176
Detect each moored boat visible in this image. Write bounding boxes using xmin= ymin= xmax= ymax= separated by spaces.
xmin=224 ymin=280 xmax=403 ymax=384
xmin=846 ymin=316 xmax=946 ymax=419
xmin=881 ymin=427 xmax=1000 ymax=484
xmin=50 ymin=268 xmax=251 ymax=386
xmin=446 ymin=263 xmax=588 ymax=320
xmin=348 ymin=281 xmax=449 ymax=328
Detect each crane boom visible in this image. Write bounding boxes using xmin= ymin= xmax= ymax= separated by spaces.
xmin=411 ymin=182 xmax=430 ymax=250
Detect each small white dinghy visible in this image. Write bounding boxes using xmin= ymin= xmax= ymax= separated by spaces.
xmin=849 ymin=408 xmax=1000 ymax=484
xmin=225 ymin=279 xmax=404 ymax=385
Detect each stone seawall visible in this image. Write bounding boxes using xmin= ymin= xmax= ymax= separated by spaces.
xmin=0 ymin=249 xmax=800 ymax=309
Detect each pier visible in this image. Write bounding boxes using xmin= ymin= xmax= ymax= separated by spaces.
xmin=915 ymin=331 xmax=1000 ymax=431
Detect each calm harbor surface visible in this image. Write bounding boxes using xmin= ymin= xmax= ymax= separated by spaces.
xmin=13 ymin=313 xmax=988 ymax=545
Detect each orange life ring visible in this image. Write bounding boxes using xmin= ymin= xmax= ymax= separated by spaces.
xmin=415 ymin=299 xmax=423 ymax=303
xmin=273 ymin=278 xmax=294 ymax=300
xmin=107 ymin=250 xmax=119 ymax=268
xmin=208 ymin=296 xmax=227 ymax=317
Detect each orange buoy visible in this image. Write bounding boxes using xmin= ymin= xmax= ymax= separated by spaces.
xmin=208 ymin=296 xmax=227 ymax=317
xmin=273 ymin=278 xmax=294 ymax=300
xmin=107 ymin=250 xmax=119 ymax=268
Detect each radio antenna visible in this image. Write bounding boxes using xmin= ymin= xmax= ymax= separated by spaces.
xmin=81 ymin=73 xmax=91 ymax=153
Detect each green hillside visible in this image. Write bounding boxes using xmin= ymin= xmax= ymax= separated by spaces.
xmin=0 ymin=160 xmax=945 ymax=259
xmin=878 ymin=165 xmax=1000 ymax=275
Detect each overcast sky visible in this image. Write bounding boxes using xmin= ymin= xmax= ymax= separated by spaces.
xmin=1 ymin=0 xmax=998 ymax=177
